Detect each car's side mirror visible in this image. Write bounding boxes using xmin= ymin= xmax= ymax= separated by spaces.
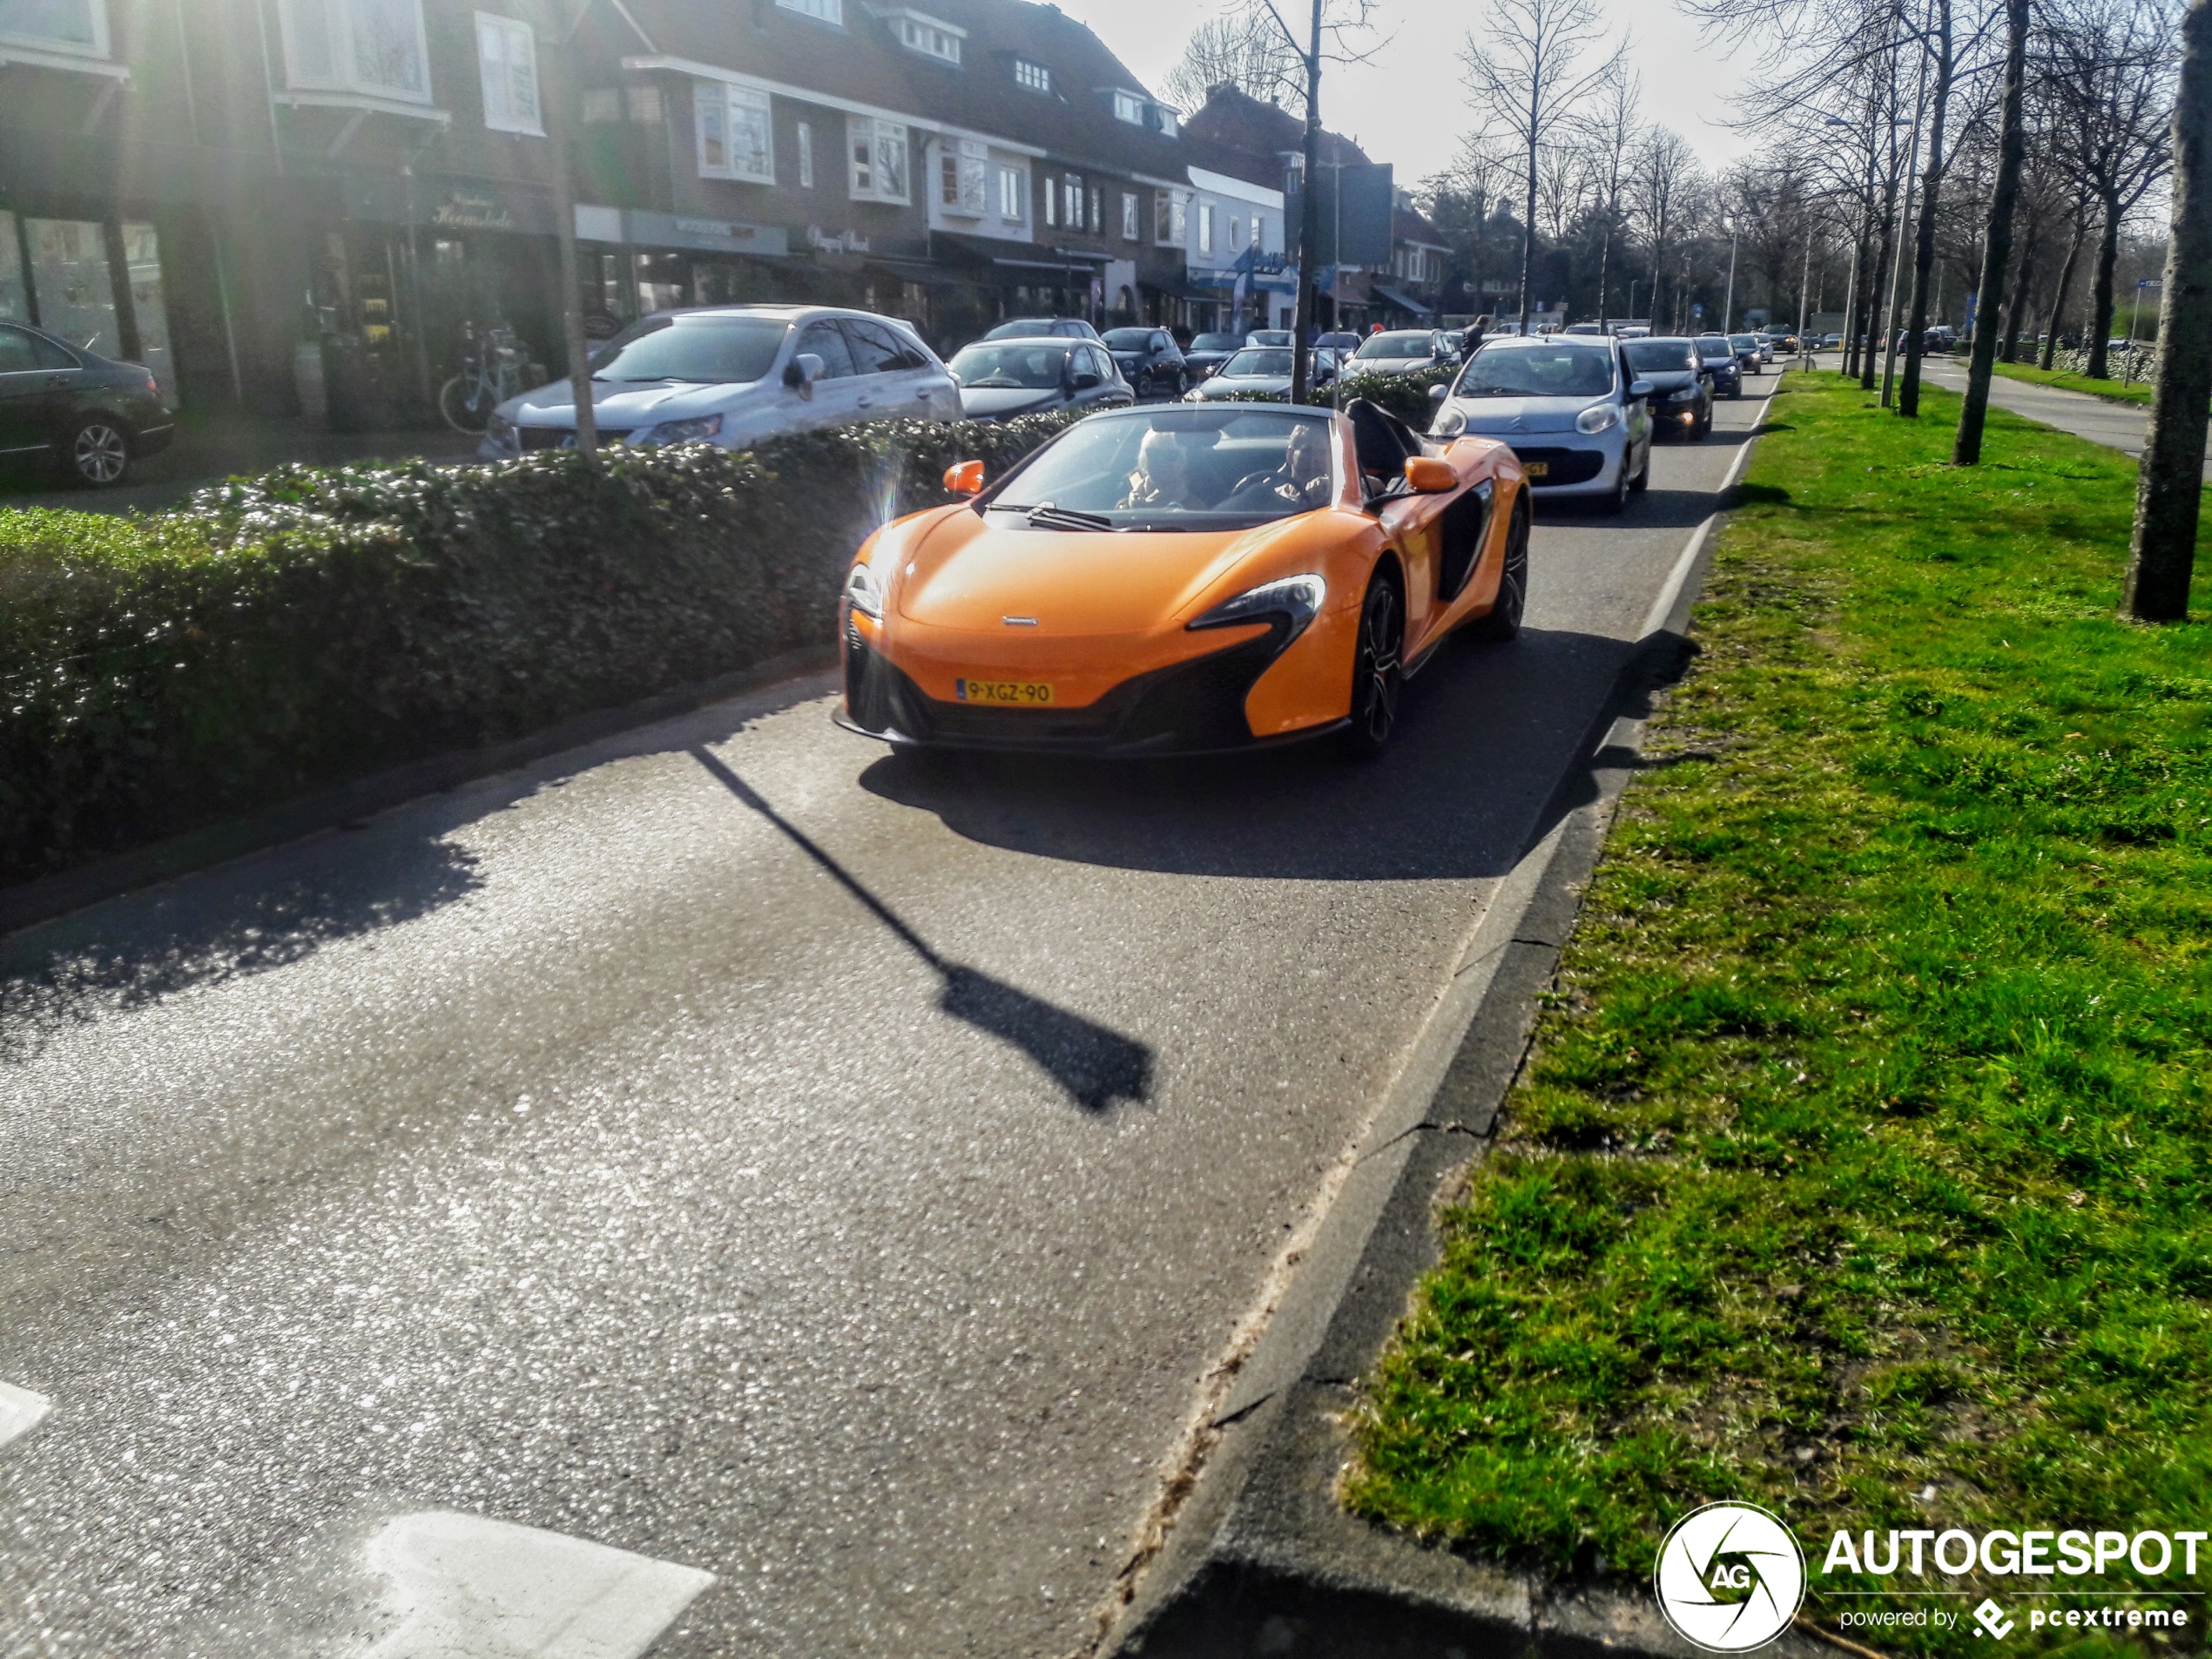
xmin=783 ymin=352 xmax=825 ymax=396
xmin=1629 ymin=378 xmax=1655 ymax=400
xmin=942 ymin=460 xmax=986 ymax=496
xmin=1428 ymin=383 xmax=1448 ymax=401
xmin=1071 ymin=371 xmax=1102 ymax=390
xmin=1404 ymin=456 xmax=1457 ymax=494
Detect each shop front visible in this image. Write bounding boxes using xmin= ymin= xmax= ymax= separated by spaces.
xmin=0 ymin=210 xmax=179 ymax=406
xmin=1186 ymin=252 xmax=1298 ymax=336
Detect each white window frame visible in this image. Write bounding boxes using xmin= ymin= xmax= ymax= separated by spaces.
xmin=695 ymin=79 xmax=774 ymax=184
xmin=998 ymin=164 xmax=1025 ymax=222
xmin=280 ymin=0 xmax=434 ymax=105
xmin=0 ymin=0 xmax=110 ymax=58
xmin=1013 ymin=57 xmax=1049 ymax=92
xmin=1198 ymin=203 xmax=1214 ymax=256
xmin=1111 ymin=90 xmax=1143 ymax=125
xmin=848 ymin=115 xmax=909 ymax=203
xmin=1155 ymin=191 xmax=1187 ymax=247
xmin=939 ymin=137 xmax=987 ymax=216
xmin=1042 ymin=173 xmax=1057 ymax=227
xmin=1062 ymin=173 xmax=1082 ymax=231
xmin=891 ymin=11 xmax=961 ymax=64
xmin=475 ymin=11 xmax=540 ymax=136
xmin=798 ymin=122 xmax=814 ymax=188
xmin=1121 ymin=192 xmax=1137 ymax=241
xmin=775 ymin=0 xmax=843 ymax=22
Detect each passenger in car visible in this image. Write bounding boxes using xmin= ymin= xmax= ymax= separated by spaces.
xmin=1116 ymin=429 xmax=1210 ymax=511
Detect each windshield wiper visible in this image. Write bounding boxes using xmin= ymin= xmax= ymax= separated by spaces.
xmin=1014 ymin=504 xmax=1116 ymax=532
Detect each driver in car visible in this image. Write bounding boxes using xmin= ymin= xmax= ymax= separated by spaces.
xmin=1116 ymin=429 xmax=1209 ymax=511
xmin=1221 ymin=421 xmax=1334 ymax=513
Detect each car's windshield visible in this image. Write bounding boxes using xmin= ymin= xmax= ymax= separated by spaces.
xmin=1102 ymin=328 xmax=1156 ymax=349
xmin=1696 ymin=339 xmax=1736 ymax=361
xmin=1730 ymin=334 xmax=1757 ymax=348
xmin=590 ymin=317 xmax=787 ymax=383
xmin=1357 ymin=333 xmax=1434 ymax=359
xmin=1222 ymin=349 xmax=1294 ymax=377
xmin=1453 ymin=342 xmax=1615 ymax=398
xmin=1249 ymin=331 xmax=1292 ymax=345
xmin=1190 ymin=334 xmax=1244 ymax=351
xmin=949 ymin=343 xmax=1069 ymax=389
xmin=1625 ymin=341 xmax=1697 ymax=373
xmin=985 ymin=319 xmax=1057 ymax=340
xmin=988 ymin=407 xmax=1338 ymax=530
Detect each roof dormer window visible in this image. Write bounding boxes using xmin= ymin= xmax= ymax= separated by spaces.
xmin=776 ymin=0 xmax=843 ymax=24
xmin=1013 ymin=57 xmax=1049 ymax=93
xmin=1111 ymin=90 xmax=1143 ymax=125
xmin=886 ymin=10 xmax=962 ymax=64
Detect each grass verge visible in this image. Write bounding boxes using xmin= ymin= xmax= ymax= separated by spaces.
xmin=1993 ymin=361 xmax=2157 ymax=406
xmin=1346 ymin=372 xmax=2212 ymax=1655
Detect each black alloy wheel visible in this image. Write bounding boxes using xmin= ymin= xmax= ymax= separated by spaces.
xmin=1343 ymin=574 xmax=1405 ymax=759
xmin=68 ymin=419 xmax=130 ymax=488
xmin=1471 ymin=496 xmax=1529 ymax=640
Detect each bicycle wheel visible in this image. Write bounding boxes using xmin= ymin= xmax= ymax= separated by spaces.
xmin=440 ymin=375 xmax=493 ymax=434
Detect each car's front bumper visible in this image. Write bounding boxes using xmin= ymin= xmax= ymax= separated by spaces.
xmin=1455 ymin=421 xmax=1627 ymax=496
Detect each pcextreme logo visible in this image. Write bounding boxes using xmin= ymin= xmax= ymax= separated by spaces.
xmin=1655 ymin=1502 xmax=1809 ymax=1652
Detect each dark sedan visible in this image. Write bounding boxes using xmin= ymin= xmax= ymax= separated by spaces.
xmin=1101 ymin=327 xmax=1188 ymax=398
xmin=1694 ymin=334 xmax=1743 ymax=398
xmin=1622 ymin=337 xmax=1713 ymax=439
xmin=946 ymin=338 xmax=1133 ymax=421
xmin=1180 ymin=331 xmax=1247 ymax=382
xmin=0 ymin=319 xmax=173 ymax=487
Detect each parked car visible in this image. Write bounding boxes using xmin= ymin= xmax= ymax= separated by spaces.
xmin=1182 ymin=331 xmax=1247 ymax=381
xmin=1728 ymin=333 xmax=1766 ymax=374
xmin=1100 ymin=327 xmax=1188 ymax=397
xmin=1694 ymin=334 xmax=1743 ymax=397
xmin=1315 ymin=331 xmax=1364 ymax=354
xmin=0 ymin=318 xmax=172 ymax=488
xmin=1621 ymin=336 xmax=1713 ymax=439
xmin=1428 ymin=334 xmax=1654 ymax=513
xmin=1246 ymin=329 xmax=1295 ymax=347
xmin=1184 ymin=346 xmax=1341 ymax=401
xmin=1349 ymin=329 xmax=1457 ymax=377
xmin=482 ymin=305 xmax=960 ymax=457
xmin=948 ymin=338 xmax=1133 ymax=421
xmin=1820 ymin=333 xmax=1842 ymax=348
xmin=983 ymin=316 xmax=1103 ymax=342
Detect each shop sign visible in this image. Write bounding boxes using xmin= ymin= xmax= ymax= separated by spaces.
xmin=340 ymin=174 xmax=560 ymax=237
xmin=624 ymin=210 xmax=790 ymax=257
xmin=431 ymin=192 xmax=516 ymax=231
xmin=807 ymin=226 xmax=870 ymax=255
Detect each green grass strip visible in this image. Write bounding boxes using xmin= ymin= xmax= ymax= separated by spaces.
xmin=1346 ymin=373 xmax=2212 ymax=1654
xmin=1993 ymin=361 xmax=2158 ymax=407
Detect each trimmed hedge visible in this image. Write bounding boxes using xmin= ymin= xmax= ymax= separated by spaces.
xmin=0 ymin=411 xmax=1076 ymax=884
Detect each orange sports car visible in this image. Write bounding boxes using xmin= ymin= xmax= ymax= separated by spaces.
xmin=835 ymin=399 xmax=1529 ymax=757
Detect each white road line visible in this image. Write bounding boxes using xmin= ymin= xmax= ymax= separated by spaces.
xmin=1636 ymin=388 xmax=1771 ymax=642
xmin=0 ymin=1380 xmax=50 ymax=1449
xmin=362 ymin=1511 xmax=714 ymax=1659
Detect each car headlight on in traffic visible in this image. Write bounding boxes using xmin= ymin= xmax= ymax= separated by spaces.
xmin=631 ymin=413 xmax=725 ymax=447
xmin=1188 ymin=573 xmax=1327 ymax=647
xmin=1430 ymin=402 xmax=1467 ymax=437
xmin=1576 ymin=402 xmax=1621 ymax=435
xmin=845 ymin=562 xmax=884 ymax=620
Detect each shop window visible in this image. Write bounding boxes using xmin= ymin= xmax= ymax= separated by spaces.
xmin=848 ymin=116 xmax=908 ymax=203
xmin=1013 ymin=58 xmax=1048 ymax=93
xmin=1121 ymin=192 xmax=1138 ymax=242
xmin=280 ymin=0 xmax=431 ymax=103
xmin=475 ymin=12 xmax=540 ymax=135
xmin=0 ymin=0 xmax=108 ymax=57
xmin=798 ymin=123 xmax=813 ymax=187
xmin=939 ymin=138 xmax=986 ymax=215
xmin=776 ymin=0 xmax=841 ymax=23
xmin=118 ymin=221 xmax=174 ymax=403
xmin=696 ymin=80 xmax=772 ymax=183
xmin=998 ymin=165 xmax=1023 ymax=222
xmin=0 ymin=212 xmax=27 ymax=319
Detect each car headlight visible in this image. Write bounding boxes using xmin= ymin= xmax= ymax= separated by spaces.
xmin=845 ymin=562 xmax=884 ymax=620
xmin=631 ymin=413 xmax=724 ymax=447
xmin=1576 ymin=402 xmax=1621 ymax=435
xmin=1188 ymin=573 xmax=1327 ymax=647
xmin=1430 ymin=402 xmax=1467 ymax=437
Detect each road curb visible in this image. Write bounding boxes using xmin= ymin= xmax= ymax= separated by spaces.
xmin=1100 ymin=402 xmax=1822 ymax=1659
xmin=0 ymin=646 xmax=836 ymax=939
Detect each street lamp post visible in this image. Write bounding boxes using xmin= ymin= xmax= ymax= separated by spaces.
xmin=1721 ymin=221 xmax=1739 ymax=334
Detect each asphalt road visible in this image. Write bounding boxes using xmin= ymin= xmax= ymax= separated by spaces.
xmin=0 ymin=377 xmax=1780 ymax=1659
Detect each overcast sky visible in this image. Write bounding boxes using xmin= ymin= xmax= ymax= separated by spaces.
xmin=1057 ymin=0 xmax=1761 ymax=185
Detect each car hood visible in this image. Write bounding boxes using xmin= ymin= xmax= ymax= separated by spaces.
xmin=1199 ymin=374 xmax=1294 ymax=397
xmin=1442 ymin=395 xmax=1589 ymax=434
xmin=1638 ymin=369 xmax=1701 ymax=393
xmin=959 ymin=386 xmax=1065 ymax=418
xmin=893 ymin=506 xmax=1307 ymax=635
xmin=504 ymin=377 xmax=765 ymax=428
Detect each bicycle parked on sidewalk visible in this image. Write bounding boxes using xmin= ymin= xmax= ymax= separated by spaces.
xmin=439 ymin=321 xmax=526 ymax=434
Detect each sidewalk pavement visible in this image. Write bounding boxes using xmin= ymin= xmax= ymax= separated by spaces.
xmin=1 ymin=415 xmax=483 ymax=518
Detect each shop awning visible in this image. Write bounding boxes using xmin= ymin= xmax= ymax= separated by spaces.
xmin=1371 ymin=284 xmax=1436 ymax=317
xmin=934 ymin=232 xmax=1109 ymax=273
xmin=867 ymin=258 xmax=967 ymax=287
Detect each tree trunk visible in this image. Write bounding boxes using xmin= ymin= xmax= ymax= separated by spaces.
xmin=2085 ymin=196 xmax=2121 ymax=378
xmin=1518 ymin=136 xmax=1539 ymax=333
xmin=2000 ymin=213 xmax=2039 ymax=363
xmin=2039 ymin=215 xmax=2085 ymax=368
xmin=2121 ymin=0 xmax=2212 ymax=621
xmin=1900 ymin=2 xmax=1955 ymax=418
xmin=1595 ymin=208 xmax=1614 ymax=325
xmin=1954 ymin=0 xmax=2030 ymax=465
xmin=1862 ymin=177 xmax=1898 ymax=390
xmin=1291 ymin=4 xmax=1321 ymax=406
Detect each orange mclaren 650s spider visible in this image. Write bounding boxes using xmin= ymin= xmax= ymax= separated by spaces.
xmin=835 ymin=398 xmax=1529 ymax=758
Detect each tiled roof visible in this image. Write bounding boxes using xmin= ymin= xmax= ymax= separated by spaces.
xmin=1394 ymin=203 xmax=1446 ymax=246
xmin=1178 ymin=84 xmax=1371 ymax=171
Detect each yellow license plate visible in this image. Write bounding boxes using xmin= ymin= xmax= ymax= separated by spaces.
xmin=955 ymin=678 xmax=1055 ymax=706
xmin=1523 ymin=461 xmax=1549 ymax=477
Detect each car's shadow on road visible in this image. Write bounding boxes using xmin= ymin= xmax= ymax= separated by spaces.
xmin=856 ymin=623 xmax=1653 ymax=885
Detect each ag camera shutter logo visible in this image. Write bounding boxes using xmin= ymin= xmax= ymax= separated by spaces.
xmin=1655 ymin=1502 xmax=1807 ymax=1652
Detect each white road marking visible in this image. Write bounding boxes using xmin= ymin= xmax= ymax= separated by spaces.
xmin=1637 ymin=387 xmax=1772 ymax=642
xmin=0 ymin=1380 xmax=50 ymax=1448
xmin=361 ymin=1511 xmax=714 ymax=1659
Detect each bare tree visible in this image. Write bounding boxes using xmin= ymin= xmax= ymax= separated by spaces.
xmin=1953 ymin=0 xmax=2031 ymax=463
xmin=2121 ymin=0 xmax=2210 ymax=619
xmin=1897 ymin=0 xmax=1964 ymax=418
xmin=1163 ymin=12 xmax=1305 ymax=113
xmin=1635 ymin=127 xmax=1698 ymax=332
xmin=1460 ymin=0 xmax=1625 ymax=331
xmin=1574 ymin=64 xmax=1642 ymax=324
